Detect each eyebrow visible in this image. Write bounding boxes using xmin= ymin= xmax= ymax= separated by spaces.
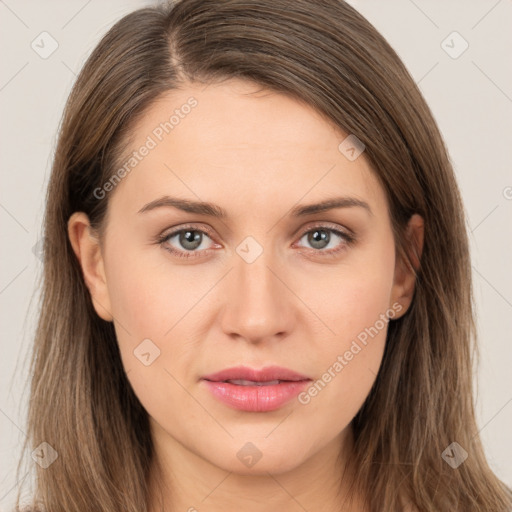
xmin=137 ymin=195 xmax=373 ymax=218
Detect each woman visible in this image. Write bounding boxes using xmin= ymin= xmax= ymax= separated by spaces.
xmin=16 ymin=0 xmax=512 ymax=511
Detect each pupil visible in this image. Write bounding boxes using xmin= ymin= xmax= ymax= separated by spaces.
xmin=309 ymin=229 xmax=329 ymax=249
xmin=181 ymin=230 xmax=202 ymax=250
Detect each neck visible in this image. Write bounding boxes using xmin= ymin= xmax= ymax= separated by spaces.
xmin=148 ymin=424 xmax=367 ymax=512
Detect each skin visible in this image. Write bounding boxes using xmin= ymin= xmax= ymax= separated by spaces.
xmin=68 ymin=79 xmax=424 ymax=512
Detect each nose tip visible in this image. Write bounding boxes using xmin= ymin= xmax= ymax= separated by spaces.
xmin=219 ymin=255 xmax=296 ymax=344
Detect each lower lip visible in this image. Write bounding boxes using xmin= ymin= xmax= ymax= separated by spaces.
xmin=202 ymin=380 xmax=311 ymax=412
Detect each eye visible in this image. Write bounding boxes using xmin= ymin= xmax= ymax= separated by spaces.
xmin=156 ymin=223 xmax=355 ymax=260
xmin=157 ymin=225 xmax=218 ymax=259
xmin=295 ymin=224 xmax=355 ymax=256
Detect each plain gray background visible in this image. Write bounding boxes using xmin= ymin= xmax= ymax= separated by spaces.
xmin=1 ymin=0 xmax=511 ymax=509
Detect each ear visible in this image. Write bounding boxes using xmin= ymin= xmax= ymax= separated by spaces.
xmin=389 ymin=213 xmax=424 ymax=319
xmin=67 ymin=212 xmax=113 ymax=322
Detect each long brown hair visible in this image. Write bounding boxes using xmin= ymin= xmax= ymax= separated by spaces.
xmin=17 ymin=0 xmax=512 ymax=510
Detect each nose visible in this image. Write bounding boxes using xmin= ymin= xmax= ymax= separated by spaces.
xmin=219 ymin=249 xmax=297 ymax=345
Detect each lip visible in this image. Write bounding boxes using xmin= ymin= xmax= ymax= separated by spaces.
xmin=202 ymin=365 xmax=311 ymax=383
xmin=201 ymin=365 xmax=312 ymax=412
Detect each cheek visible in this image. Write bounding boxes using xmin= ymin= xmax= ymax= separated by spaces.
xmin=297 ymin=236 xmax=395 ymax=421
xmin=103 ymin=239 xmax=219 ymax=392
xmin=297 ymin=298 xmax=390 ymax=441
xmin=103 ymin=248 xmax=199 ymax=418
xmin=104 ymin=241 xmax=207 ymax=338
xmin=307 ymin=233 xmax=396 ymax=346
xmin=101 ymin=242 xmax=177 ymax=378
xmin=103 ymin=220 xmax=396 ymax=444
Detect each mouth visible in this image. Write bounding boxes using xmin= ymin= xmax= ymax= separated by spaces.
xmin=202 ymin=365 xmax=311 ymax=383
xmin=216 ymin=379 xmax=287 ymax=386
xmin=201 ymin=366 xmax=312 ymax=412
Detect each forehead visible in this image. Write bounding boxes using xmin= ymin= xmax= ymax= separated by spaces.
xmin=107 ymin=79 xmax=387 ymax=219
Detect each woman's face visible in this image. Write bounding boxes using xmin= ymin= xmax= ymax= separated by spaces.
xmin=70 ymin=79 xmax=420 ymax=476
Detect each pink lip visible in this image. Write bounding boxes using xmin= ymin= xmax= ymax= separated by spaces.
xmin=201 ymin=365 xmax=312 ymax=412
xmin=202 ymin=365 xmax=310 ymax=382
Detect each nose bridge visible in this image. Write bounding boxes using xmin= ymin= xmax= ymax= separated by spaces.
xmin=220 ymin=239 xmax=293 ymax=342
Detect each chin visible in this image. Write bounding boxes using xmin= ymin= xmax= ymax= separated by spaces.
xmin=207 ymin=440 xmax=309 ymax=476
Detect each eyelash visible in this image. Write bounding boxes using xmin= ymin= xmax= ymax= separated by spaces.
xmin=155 ymin=223 xmax=356 ymax=260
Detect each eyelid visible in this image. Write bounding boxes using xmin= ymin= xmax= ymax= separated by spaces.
xmin=157 ymin=221 xmax=355 ymax=259
xmin=154 ymin=224 xmax=217 ymax=261
xmin=159 ymin=223 xmax=217 ymax=241
xmin=292 ymin=222 xmax=355 ymax=255
xmin=157 ymin=223 xmax=221 ymax=251
xmin=295 ymin=220 xmax=354 ymax=239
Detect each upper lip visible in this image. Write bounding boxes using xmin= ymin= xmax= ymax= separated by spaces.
xmin=202 ymin=365 xmax=311 ymax=382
